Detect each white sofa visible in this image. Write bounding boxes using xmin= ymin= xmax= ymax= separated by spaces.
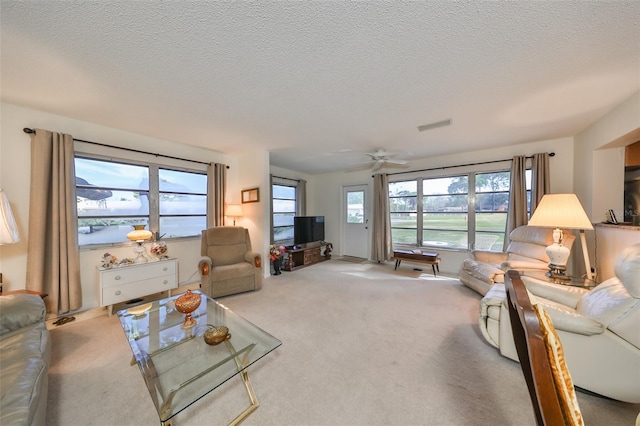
xmin=479 ymin=243 xmax=640 ymax=403
xmin=459 ymin=226 xmax=575 ymax=296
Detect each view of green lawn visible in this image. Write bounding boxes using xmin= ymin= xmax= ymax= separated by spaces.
xmin=391 ymin=213 xmax=506 ymax=251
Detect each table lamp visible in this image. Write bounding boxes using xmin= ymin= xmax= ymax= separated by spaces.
xmin=0 ymin=190 xmax=21 ymax=291
xmin=225 ymin=204 xmax=243 ymax=226
xmin=528 ymin=193 xmax=594 ymax=280
xmin=126 ymin=225 xmax=153 ymax=263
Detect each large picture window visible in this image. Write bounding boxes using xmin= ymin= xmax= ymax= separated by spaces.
xmin=389 ymin=170 xmax=531 ymax=251
xmin=75 ymin=157 xmax=207 ymax=246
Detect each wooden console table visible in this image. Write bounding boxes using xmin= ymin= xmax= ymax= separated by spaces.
xmin=283 ymin=242 xmax=332 ymax=271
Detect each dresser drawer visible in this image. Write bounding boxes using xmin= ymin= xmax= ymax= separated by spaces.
xmin=102 ymin=275 xmax=177 ymax=306
xmin=101 ymin=261 xmax=177 ymax=288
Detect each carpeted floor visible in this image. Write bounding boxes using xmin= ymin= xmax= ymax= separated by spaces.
xmin=47 ymin=260 xmax=639 ymax=425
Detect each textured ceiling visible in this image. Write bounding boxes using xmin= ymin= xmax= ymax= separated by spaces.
xmin=1 ymin=1 xmax=639 ymax=174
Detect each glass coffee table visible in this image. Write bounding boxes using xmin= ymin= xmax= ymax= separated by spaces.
xmin=117 ymin=291 xmax=281 ymax=425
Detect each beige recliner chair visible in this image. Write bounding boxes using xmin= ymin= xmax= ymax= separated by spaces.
xmin=459 ymin=225 xmax=575 ymax=295
xmin=479 ymin=243 xmax=640 ymax=403
xmin=198 ymin=227 xmax=263 ymax=298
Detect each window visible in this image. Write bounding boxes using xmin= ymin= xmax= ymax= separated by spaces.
xmin=389 ymin=180 xmax=418 ymax=244
xmin=389 ymin=170 xmax=531 ymax=251
xmin=75 ymin=157 xmax=207 ymax=246
xmin=272 ymin=184 xmax=296 ymax=244
xmin=423 ymin=175 xmax=468 ymax=250
xmin=474 ymin=171 xmax=510 ymax=251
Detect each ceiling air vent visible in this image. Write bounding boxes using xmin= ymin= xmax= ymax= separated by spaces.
xmin=417 ymin=118 xmax=452 ymax=132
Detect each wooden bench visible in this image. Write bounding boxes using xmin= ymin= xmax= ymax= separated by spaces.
xmin=393 ymin=250 xmax=440 ymax=276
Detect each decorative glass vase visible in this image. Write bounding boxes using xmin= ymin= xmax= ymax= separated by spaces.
xmin=150 ymin=241 xmax=168 ymax=259
xmin=175 ymin=289 xmax=201 ymax=329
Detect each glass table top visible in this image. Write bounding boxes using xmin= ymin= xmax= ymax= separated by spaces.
xmin=522 ymin=270 xmax=598 ymax=289
xmin=117 ymin=291 xmax=281 ymax=424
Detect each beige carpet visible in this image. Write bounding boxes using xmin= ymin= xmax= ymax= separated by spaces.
xmin=47 ymin=261 xmax=639 ymax=425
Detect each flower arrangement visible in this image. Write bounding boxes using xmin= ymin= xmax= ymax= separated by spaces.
xmin=269 ymin=245 xmax=287 ymax=261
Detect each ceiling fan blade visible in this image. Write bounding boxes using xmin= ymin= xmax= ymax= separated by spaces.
xmin=385 ymin=159 xmax=409 ymax=165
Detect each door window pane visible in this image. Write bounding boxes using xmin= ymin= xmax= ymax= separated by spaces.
xmin=347 ymin=190 xmax=364 ymax=224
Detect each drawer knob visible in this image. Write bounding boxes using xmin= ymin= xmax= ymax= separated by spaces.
xmin=115 ymin=290 xmax=121 ymax=295
xmin=115 ymin=276 xmax=122 ymax=280
xmin=163 ymin=267 xmax=168 ymax=272
xmin=163 ymin=280 xmax=168 ymax=285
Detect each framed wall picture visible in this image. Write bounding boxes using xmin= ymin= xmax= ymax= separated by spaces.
xmin=241 ymin=188 xmax=260 ymax=203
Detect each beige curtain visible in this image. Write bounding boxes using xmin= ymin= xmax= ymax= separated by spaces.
xmin=207 ymin=163 xmax=227 ymax=227
xmin=371 ymin=173 xmax=392 ymax=262
xmin=26 ymin=129 xmax=82 ymax=314
xmin=531 ymin=152 xmax=550 ymax=213
xmin=505 ymin=155 xmax=528 ymax=250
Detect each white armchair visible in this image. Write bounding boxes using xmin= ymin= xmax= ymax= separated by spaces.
xmin=479 ymin=243 xmax=640 ymax=403
xmin=460 ymin=225 xmax=575 ymax=295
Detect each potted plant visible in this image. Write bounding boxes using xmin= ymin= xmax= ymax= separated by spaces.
xmin=269 ymin=245 xmax=287 ymax=275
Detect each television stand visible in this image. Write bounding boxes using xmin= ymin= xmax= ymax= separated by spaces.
xmin=283 ymin=241 xmax=332 ymax=271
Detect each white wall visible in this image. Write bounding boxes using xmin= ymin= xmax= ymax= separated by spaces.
xmin=574 ymin=91 xmax=640 ymax=222
xmin=0 ymin=102 xmax=251 ymax=311
xmin=571 ymin=91 xmax=640 ymax=278
xmin=304 ymin=136 xmax=576 ymax=274
xmin=236 ymin=151 xmax=271 ymax=278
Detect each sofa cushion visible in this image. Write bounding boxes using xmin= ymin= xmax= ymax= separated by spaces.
xmin=505 ymin=226 xmax=554 ymax=262
xmin=211 ymin=262 xmax=255 ymax=282
xmin=0 ymin=295 xmax=46 ymax=336
xmin=462 ymin=259 xmax=503 ymax=284
xmin=615 ymin=243 xmax=640 ymax=298
xmin=576 ymin=277 xmax=637 ymax=327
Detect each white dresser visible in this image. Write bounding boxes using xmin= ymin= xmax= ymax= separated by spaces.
xmin=99 ymin=258 xmax=178 ymax=315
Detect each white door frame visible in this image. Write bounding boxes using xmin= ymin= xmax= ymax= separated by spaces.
xmin=342 ymin=184 xmax=370 ymax=259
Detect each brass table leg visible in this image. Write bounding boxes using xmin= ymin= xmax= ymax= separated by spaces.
xmin=225 ymin=340 xmax=259 ymax=426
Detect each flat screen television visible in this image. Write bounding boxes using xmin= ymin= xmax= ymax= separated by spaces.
xmin=294 ymin=216 xmax=325 ymax=245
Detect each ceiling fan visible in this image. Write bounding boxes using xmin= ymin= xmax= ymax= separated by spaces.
xmin=347 ymin=149 xmax=410 ymax=172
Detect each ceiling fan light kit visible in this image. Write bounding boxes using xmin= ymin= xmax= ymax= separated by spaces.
xmin=417 ymin=118 xmax=452 ymax=132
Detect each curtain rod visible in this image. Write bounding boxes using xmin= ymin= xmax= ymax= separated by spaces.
xmin=22 ymin=127 xmax=225 ymax=167
xmin=381 ymin=152 xmax=555 ymax=177
xmin=272 ymin=175 xmax=300 ymax=182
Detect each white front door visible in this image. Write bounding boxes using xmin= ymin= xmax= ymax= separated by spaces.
xmin=343 ymin=184 xmax=369 ymax=259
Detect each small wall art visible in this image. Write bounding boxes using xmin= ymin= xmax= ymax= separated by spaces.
xmin=241 ymin=188 xmax=260 ymax=203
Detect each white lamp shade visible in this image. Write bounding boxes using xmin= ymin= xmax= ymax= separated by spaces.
xmin=528 ymin=193 xmax=593 ymax=230
xmin=0 ymin=190 xmax=20 ymax=245
xmin=226 ymin=204 xmax=243 ymax=217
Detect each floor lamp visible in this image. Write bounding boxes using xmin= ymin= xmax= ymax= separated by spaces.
xmin=528 ymin=193 xmax=594 ymax=280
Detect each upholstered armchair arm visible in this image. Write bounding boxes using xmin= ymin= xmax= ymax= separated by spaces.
xmin=521 ymin=276 xmax=588 ymax=308
xmin=198 ymin=256 xmax=212 ymax=276
xmin=471 ymin=250 xmax=508 ymax=264
xmin=244 ymin=251 xmax=262 ymax=269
